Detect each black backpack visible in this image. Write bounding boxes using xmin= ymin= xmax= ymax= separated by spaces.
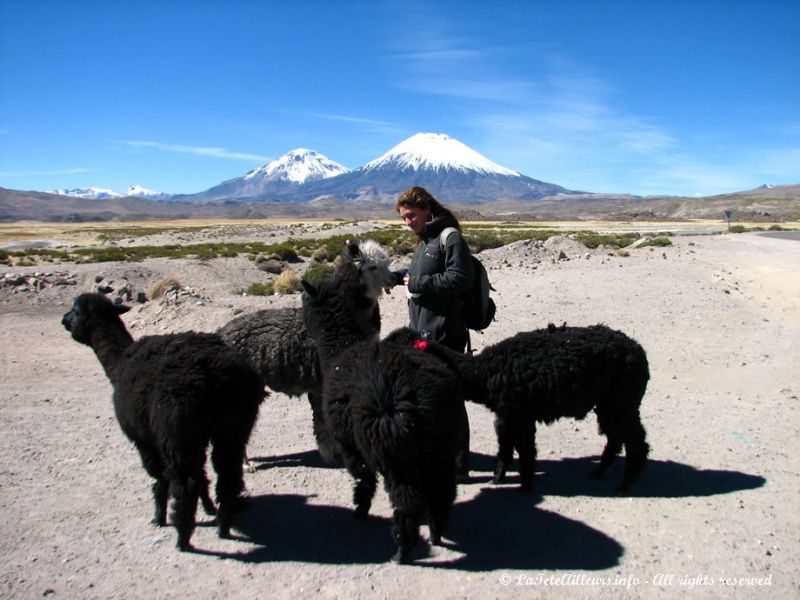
xmin=440 ymin=228 xmax=496 ymax=331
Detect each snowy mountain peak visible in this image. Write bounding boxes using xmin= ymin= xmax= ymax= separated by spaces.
xmin=363 ymin=132 xmax=520 ymax=177
xmin=47 ymin=187 xmax=121 ymax=199
xmin=124 ymin=184 xmax=163 ymax=198
xmin=244 ymin=148 xmax=349 ymax=184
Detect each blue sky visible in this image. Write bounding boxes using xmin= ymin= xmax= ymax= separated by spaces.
xmin=1 ymin=0 xmax=798 ymax=197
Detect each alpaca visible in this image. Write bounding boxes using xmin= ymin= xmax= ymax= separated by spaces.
xmin=301 ymin=261 xmax=463 ymax=563
xmin=62 ymin=292 xmax=266 ymax=551
xmin=388 ymin=323 xmax=650 ymax=494
xmin=217 ymin=239 xmax=396 ymax=464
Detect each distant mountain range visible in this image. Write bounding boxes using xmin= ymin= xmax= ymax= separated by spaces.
xmin=47 ymin=184 xmax=172 ymax=201
xmin=48 ymin=132 xmax=576 ymax=204
xmin=3 ymin=131 xmax=797 ymax=222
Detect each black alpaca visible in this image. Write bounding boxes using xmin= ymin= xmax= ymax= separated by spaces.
xmin=62 ymin=292 xmax=266 ymax=551
xmin=217 ymin=239 xmax=396 ymax=464
xmin=301 ymin=260 xmax=463 ymax=563
xmin=390 ymin=323 xmax=650 ymax=493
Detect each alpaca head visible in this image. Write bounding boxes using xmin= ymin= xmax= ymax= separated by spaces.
xmin=341 ymin=239 xmax=396 ymax=299
xmin=301 ymin=264 xmax=378 ymax=352
xmin=62 ymin=292 xmax=130 ymax=346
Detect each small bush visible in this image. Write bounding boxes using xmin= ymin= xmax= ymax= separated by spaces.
xmin=729 ymin=225 xmax=747 ymax=233
xmin=311 ymin=246 xmax=331 ymax=263
xmin=303 ymin=263 xmax=335 ymax=283
xmin=574 ymin=232 xmax=639 ymax=249
xmin=243 ymin=282 xmax=274 ymax=296
xmin=638 ymin=236 xmax=673 ymax=248
xmin=274 ymin=270 xmax=302 ymax=294
xmin=150 ymin=276 xmax=181 ymax=299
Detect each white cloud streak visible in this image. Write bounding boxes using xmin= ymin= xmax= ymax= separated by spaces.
xmin=0 ymin=167 xmax=94 ymax=178
xmin=117 ymin=140 xmax=269 ymax=162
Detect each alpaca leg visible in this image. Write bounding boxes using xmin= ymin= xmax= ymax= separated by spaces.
xmin=342 ymin=448 xmax=377 ymax=518
xmin=515 ymin=420 xmax=537 ymax=492
xmin=199 ymin=467 xmax=217 ymax=516
xmin=388 ymin=483 xmax=425 ymax=564
xmin=454 ymin=402 xmax=471 ymax=482
xmin=309 ymin=390 xmax=336 ymax=463
xmin=151 ymin=479 xmax=169 ymax=526
xmin=618 ymin=414 xmax=649 ymax=493
xmin=425 ymin=462 xmax=457 ymax=546
xmin=210 ymin=439 xmax=248 ymax=539
xmin=493 ymin=414 xmax=514 ymax=484
xmin=135 ymin=442 xmax=169 ymax=526
xmin=591 ymin=410 xmax=623 ymax=480
xmin=169 ymin=475 xmax=201 ymax=551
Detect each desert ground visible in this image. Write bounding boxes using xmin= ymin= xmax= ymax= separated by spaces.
xmin=1 ymin=220 xmax=798 ymax=599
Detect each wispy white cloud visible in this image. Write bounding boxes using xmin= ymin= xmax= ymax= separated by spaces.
xmin=0 ymin=167 xmax=94 ymax=178
xmin=293 ymin=111 xmax=407 ymax=135
xmin=117 ymin=140 xmax=269 ymax=162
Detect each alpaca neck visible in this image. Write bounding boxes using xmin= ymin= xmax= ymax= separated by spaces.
xmin=89 ymin=322 xmax=134 ymax=382
xmin=314 ymin=328 xmax=365 ymax=367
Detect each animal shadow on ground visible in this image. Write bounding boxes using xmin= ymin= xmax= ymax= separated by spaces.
xmin=206 ymin=488 xmax=624 ymax=570
xmin=440 ymin=487 xmax=623 ymax=571
xmin=484 ymin=456 xmax=766 ymax=498
xmin=248 ymin=449 xmax=340 ymax=471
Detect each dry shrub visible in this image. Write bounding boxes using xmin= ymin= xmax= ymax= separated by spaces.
xmin=150 ymin=276 xmax=181 ymax=299
xmin=273 ymin=269 xmax=301 ymax=295
xmin=311 ymin=245 xmax=330 ymax=263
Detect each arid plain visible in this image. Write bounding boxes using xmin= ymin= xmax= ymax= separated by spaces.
xmin=1 ymin=219 xmax=798 ymax=599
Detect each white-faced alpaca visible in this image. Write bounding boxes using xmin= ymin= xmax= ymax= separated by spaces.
xmin=301 ymin=261 xmax=463 ymax=564
xmin=62 ymin=293 xmax=266 ymax=551
xmin=389 ymin=323 xmax=650 ymax=494
xmin=217 ymin=239 xmax=396 ymax=464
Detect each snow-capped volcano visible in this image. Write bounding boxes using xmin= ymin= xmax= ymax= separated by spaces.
xmin=244 ymin=148 xmax=349 ymax=184
xmin=177 ymin=133 xmax=575 ymax=203
xmin=363 ymin=132 xmax=520 ymax=177
xmin=185 ymin=148 xmax=349 ymax=201
xmin=124 ymin=184 xmax=170 ymax=199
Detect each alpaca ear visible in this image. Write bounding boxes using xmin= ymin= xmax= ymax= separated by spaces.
xmin=301 ymin=279 xmax=318 ymax=297
xmin=343 ymin=239 xmax=360 ymax=259
xmin=114 ymin=304 xmax=131 ymax=315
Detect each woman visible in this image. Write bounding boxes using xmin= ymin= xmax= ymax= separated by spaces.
xmin=395 ymin=186 xmax=474 ymax=479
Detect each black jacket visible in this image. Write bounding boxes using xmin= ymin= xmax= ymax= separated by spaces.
xmin=406 ymin=216 xmax=474 ymax=352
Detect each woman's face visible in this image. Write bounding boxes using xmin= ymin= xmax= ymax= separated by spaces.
xmin=398 ymin=205 xmax=432 ymax=235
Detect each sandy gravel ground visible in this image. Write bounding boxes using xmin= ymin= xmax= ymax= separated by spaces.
xmin=1 ymin=228 xmax=798 ymax=599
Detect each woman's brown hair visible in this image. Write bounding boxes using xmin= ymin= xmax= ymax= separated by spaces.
xmin=395 ymin=186 xmax=461 ymax=237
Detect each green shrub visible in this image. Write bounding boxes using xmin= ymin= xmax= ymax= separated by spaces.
xmin=574 ymin=232 xmax=639 ymax=249
xmin=638 ymin=236 xmax=673 ymax=248
xmin=242 ymin=281 xmax=274 ymax=296
xmin=729 ymin=225 xmax=747 ymax=233
xmin=303 ymin=263 xmax=336 ymax=283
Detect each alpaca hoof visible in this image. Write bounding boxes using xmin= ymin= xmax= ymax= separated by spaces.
xmin=391 ymin=548 xmax=411 ymax=564
xmin=176 ymin=540 xmax=194 ymax=552
xmin=150 ymin=517 xmax=166 ymax=527
xmin=243 ymin=460 xmax=256 ymax=474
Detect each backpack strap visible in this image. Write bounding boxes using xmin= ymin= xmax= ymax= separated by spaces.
xmin=439 ymin=226 xmax=459 ymax=249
